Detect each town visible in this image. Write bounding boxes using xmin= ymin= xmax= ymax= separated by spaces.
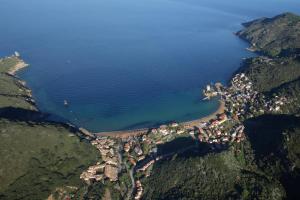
xmin=79 ymin=73 xmax=289 ymax=200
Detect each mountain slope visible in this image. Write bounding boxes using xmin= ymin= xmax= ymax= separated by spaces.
xmin=142 ymin=13 xmax=300 ymax=200
xmin=237 ymin=12 xmax=300 ymax=56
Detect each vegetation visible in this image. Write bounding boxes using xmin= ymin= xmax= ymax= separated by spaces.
xmin=0 ymin=58 xmax=36 ymax=110
xmin=1 ymin=12 xmax=300 ymax=200
xmin=271 ymin=78 xmax=300 ymax=114
xmin=142 ymin=114 xmax=300 ymax=200
xmin=237 ymin=12 xmax=300 ymax=57
xmin=142 ymin=13 xmax=300 ymax=200
xmin=244 ymin=115 xmax=300 ymax=199
xmin=0 ymin=57 xmax=20 ymax=73
xmin=239 ymin=56 xmax=300 ymax=92
xmin=236 ymin=12 xmax=300 ymax=113
xmin=0 ymin=119 xmax=100 ymax=200
xmin=0 ymin=57 xmax=100 ymax=200
xmin=142 ymin=144 xmax=285 ymax=200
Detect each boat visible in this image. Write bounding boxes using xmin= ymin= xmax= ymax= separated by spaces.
xmin=64 ymin=100 xmax=69 ymax=106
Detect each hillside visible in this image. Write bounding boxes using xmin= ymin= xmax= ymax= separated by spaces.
xmin=235 ymin=13 xmax=300 ymax=93
xmin=1 ymin=12 xmax=300 ymax=200
xmin=238 ymin=56 xmax=300 ymax=92
xmin=143 ymin=114 xmax=300 ymax=200
xmin=236 ymin=12 xmax=300 ymax=57
xmin=271 ymin=78 xmax=300 ymax=114
xmin=244 ymin=114 xmax=300 ymax=199
xmin=142 ymin=145 xmax=285 ymax=200
xmin=141 ymin=13 xmax=300 ymax=200
xmin=0 ymin=57 xmax=100 ymax=200
xmin=0 ymin=119 xmax=99 ymax=200
xmin=0 ymin=57 xmax=36 ymax=110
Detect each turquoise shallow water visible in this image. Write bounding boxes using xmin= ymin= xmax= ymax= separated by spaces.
xmin=0 ymin=0 xmax=299 ymax=131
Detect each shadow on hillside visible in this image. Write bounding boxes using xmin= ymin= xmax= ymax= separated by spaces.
xmin=244 ymin=114 xmax=300 ymax=200
xmin=243 ymin=114 xmax=300 ymax=158
xmin=0 ymin=107 xmax=78 ymax=132
xmin=0 ymin=106 xmax=47 ymax=121
xmin=156 ymin=135 xmax=229 ymax=160
xmin=156 ymin=136 xmax=197 ymax=156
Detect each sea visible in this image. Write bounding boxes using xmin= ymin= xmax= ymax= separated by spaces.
xmin=0 ymin=0 xmax=299 ymax=132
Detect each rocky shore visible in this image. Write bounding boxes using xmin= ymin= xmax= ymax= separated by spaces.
xmin=7 ymin=59 xmax=29 ymax=76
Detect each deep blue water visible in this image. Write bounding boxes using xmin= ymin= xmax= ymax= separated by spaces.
xmin=0 ymin=0 xmax=299 ymax=131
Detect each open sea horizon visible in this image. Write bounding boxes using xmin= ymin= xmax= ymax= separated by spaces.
xmin=0 ymin=0 xmax=299 ymax=131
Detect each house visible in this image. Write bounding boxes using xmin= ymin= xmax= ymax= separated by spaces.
xmin=171 ymin=122 xmax=179 ymax=127
xmin=210 ymin=119 xmax=219 ymax=127
xmin=218 ymin=113 xmax=227 ymax=124
xmin=124 ymin=143 xmax=130 ymax=152
xmin=151 ymin=129 xmax=158 ymax=134
xmin=134 ymin=146 xmax=143 ymax=156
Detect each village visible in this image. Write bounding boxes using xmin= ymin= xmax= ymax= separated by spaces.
xmin=79 ymin=72 xmax=289 ymax=200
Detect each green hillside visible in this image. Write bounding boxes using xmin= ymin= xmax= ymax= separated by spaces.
xmin=239 ymin=56 xmax=300 ymax=92
xmin=142 ymin=13 xmax=300 ymax=200
xmin=0 ymin=57 xmax=99 ymax=200
xmin=237 ymin=12 xmax=300 ymax=57
xmin=270 ymin=78 xmax=300 ymax=114
xmin=0 ymin=119 xmax=99 ymax=200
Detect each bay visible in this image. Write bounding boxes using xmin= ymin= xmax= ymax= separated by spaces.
xmin=0 ymin=0 xmax=299 ymax=131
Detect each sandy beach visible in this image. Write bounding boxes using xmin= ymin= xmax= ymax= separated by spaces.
xmin=182 ymin=100 xmax=225 ymax=128
xmin=95 ymin=100 xmax=225 ymax=138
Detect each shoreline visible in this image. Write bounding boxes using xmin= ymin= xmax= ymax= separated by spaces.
xmin=6 ymin=55 xmax=38 ymax=111
xmin=8 ymin=56 xmax=29 ymax=76
xmin=182 ymin=100 xmax=225 ymax=128
xmin=95 ymin=100 xmax=225 ymax=138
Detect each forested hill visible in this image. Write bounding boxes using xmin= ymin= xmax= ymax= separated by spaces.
xmin=236 ymin=12 xmax=300 ymax=113
xmin=237 ymin=12 xmax=300 ymax=57
xmin=142 ymin=13 xmax=300 ymax=200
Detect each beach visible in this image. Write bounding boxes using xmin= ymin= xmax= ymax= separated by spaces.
xmin=182 ymin=100 xmax=225 ymax=128
xmin=94 ymin=100 xmax=225 ymax=138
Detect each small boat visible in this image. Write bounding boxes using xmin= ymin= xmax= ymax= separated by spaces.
xmin=64 ymin=100 xmax=69 ymax=106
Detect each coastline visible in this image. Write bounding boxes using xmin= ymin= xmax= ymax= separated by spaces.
xmin=95 ymin=100 xmax=225 ymax=138
xmin=182 ymin=100 xmax=225 ymax=128
xmin=7 ymin=56 xmax=29 ymax=76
